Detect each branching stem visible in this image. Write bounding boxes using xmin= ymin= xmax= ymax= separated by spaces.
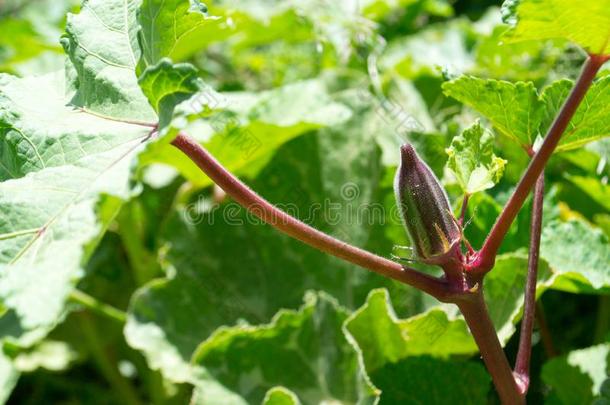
xmin=458 ymin=287 xmax=523 ymax=405
xmin=169 ymin=54 xmax=608 ymax=404
xmin=474 ymin=55 xmax=607 ymax=273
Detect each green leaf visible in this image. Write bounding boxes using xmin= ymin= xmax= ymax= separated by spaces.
xmin=0 ymin=350 xmax=18 ymax=404
xmin=446 ymin=121 xmax=507 ymax=195
xmin=444 ymin=75 xmax=610 ymax=151
xmin=191 ymin=292 xmax=377 ymax=404
xmin=484 ymin=254 xmax=551 ymax=344
xmin=443 ymin=76 xmax=542 ymax=147
xmin=262 ymin=387 xmax=301 ymax=405
xmin=502 ymin=0 xmax=610 ymax=55
xmin=0 ymin=19 xmax=60 ymax=73
xmin=345 ymin=290 xmax=490 ymax=404
xmin=138 ymin=0 xmax=220 ymax=68
xmin=61 ymin=0 xmax=156 ymax=122
xmin=543 ymin=76 xmax=610 ymax=152
xmin=365 ymin=357 xmax=490 ymax=404
xmin=567 ymin=175 xmax=610 ymax=212
xmin=541 ymin=220 xmax=610 ymax=292
xmin=542 ymin=344 xmax=610 ymax=404
xmin=0 ymin=72 xmax=149 ymax=344
xmin=474 ymin=25 xmax=564 ymax=82
xmin=13 ymin=340 xmax=77 ymax=372
xmin=138 ymin=59 xmax=204 ymax=128
xmin=362 ymin=0 xmax=453 ymax=21
xmin=381 ymin=20 xmax=474 ymax=78
xmin=345 ymin=289 xmax=477 ymax=368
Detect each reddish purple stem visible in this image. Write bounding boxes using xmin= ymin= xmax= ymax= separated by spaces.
xmin=514 ymin=174 xmax=545 ymax=394
xmin=170 ymin=133 xmax=452 ymax=301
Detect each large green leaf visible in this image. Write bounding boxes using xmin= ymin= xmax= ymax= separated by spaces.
xmin=443 ymin=76 xmax=542 ymax=147
xmin=345 ymin=289 xmax=478 ymax=365
xmin=542 ymin=344 xmax=610 ymax=404
xmin=473 ymin=24 xmax=564 ymax=82
xmin=0 ymin=72 xmax=150 ymax=344
xmin=191 ymin=292 xmax=377 ymax=404
xmin=502 ymin=0 xmax=610 ymax=56
xmin=542 ymin=76 xmax=610 ymax=152
xmin=61 ymin=0 xmax=156 ymax=121
xmin=344 ymin=290 xmax=490 ymax=404
xmin=540 ymin=219 xmax=610 ymax=292
xmin=444 ymin=75 xmax=610 ymax=151
xmin=138 ymin=0 xmax=220 ymax=69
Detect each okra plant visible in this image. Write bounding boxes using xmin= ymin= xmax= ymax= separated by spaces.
xmin=0 ymin=0 xmax=609 ymax=404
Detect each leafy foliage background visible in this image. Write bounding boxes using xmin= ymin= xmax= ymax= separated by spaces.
xmin=0 ymin=0 xmax=609 ymax=404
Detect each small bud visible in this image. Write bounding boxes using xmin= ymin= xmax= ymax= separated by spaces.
xmin=394 ymin=144 xmax=461 ymax=263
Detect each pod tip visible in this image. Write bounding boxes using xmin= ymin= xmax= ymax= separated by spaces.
xmin=399 ymin=144 xmax=418 ymax=166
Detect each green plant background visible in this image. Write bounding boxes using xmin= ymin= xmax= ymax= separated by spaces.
xmin=0 ymin=0 xmax=609 ymax=404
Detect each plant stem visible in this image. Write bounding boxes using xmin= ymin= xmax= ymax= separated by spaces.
xmin=514 ymin=174 xmax=545 ymax=394
xmin=117 ymin=205 xmax=160 ymax=286
xmin=69 ymin=290 xmax=127 ymax=324
xmin=458 ymin=194 xmax=470 ymax=226
xmin=457 ymin=288 xmax=523 ymax=405
xmin=79 ymin=314 xmax=142 ymax=405
xmin=170 ymin=132 xmax=453 ymax=301
xmin=536 ymin=301 xmax=557 ymax=358
xmin=475 ymin=55 xmax=607 ymax=273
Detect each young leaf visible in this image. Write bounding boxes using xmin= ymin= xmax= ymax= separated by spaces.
xmin=566 ymin=175 xmax=610 ymax=212
xmin=138 ymin=59 xmax=204 ymax=128
xmin=502 ymin=0 xmax=610 ymax=56
xmin=190 ymin=292 xmax=377 ymax=404
xmin=446 ymin=121 xmax=506 ymax=195
xmin=484 ymin=254 xmax=552 ymax=344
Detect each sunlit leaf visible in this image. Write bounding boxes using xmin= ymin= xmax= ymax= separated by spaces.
xmin=446 ymin=120 xmax=506 ymax=195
